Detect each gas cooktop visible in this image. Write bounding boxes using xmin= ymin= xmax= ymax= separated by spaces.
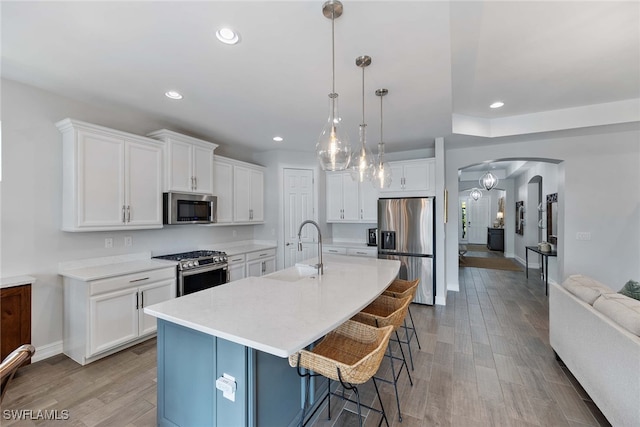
xmin=154 ymin=250 xmax=228 ymax=270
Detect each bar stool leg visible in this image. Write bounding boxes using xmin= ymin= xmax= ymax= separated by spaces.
xmin=327 ymin=377 xmax=332 ymax=420
xmin=372 ymin=377 xmax=390 ymax=427
xmin=402 ymin=318 xmax=415 ymax=370
xmin=408 ymin=306 xmax=422 ymax=350
xmin=396 ymin=330 xmax=413 ymax=387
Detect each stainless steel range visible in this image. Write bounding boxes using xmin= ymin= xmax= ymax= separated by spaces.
xmin=154 ymin=250 xmax=228 ymax=296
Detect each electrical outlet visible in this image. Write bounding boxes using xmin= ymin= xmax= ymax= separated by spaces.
xmin=576 ymin=232 xmax=591 ymax=241
xmin=104 ymin=238 xmax=113 ymax=248
xmin=124 ymin=236 xmax=132 ymax=247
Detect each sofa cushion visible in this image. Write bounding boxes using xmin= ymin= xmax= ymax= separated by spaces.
xmin=561 ymin=274 xmax=614 ymax=305
xmin=593 ymin=293 xmax=640 ymax=336
xmin=619 ymin=280 xmax=640 ymax=301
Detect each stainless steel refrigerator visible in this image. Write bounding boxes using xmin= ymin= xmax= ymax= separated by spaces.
xmin=378 ymin=197 xmax=435 ymax=305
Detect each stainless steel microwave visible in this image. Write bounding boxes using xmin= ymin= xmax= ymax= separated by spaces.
xmin=163 ymin=192 xmax=217 ymax=225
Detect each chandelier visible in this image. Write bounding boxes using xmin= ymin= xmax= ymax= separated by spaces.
xmin=479 ymin=170 xmax=498 ymax=191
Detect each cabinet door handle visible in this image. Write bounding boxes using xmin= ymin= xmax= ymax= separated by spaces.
xmin=122 ymin=205 xmax=126 ymax=223
xmin=258 ymin=253 xmax=267 ymax=257
xmin=126 ymin=205 xmax=131 ymax=222
xmin=261 ymin=261 xmax=266 ymax=274
xmin=193 ymin=176 xmax=197 ymax=190
xmin=360 ymin=209 xmax=363 ymax=219
xmin=140 ymin=291 xmax=144 ymax=308
xmin=129 ymin=277 xmax=150 ymax=283
xmin=135 ymin=291 xmax=139 ymax=310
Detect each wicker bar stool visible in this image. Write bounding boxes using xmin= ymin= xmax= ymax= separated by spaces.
xmin=351 ymin=294 xmax=413 ymax=422
xmin=289 ymin=320 xmax=394 ymax=427
xmin=383 ymin=278 xmax=421 ymax=370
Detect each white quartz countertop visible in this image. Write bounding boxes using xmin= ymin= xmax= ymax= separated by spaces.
xmin=59 ymin=259 xmax=177 ymax=281
xmin=202 ymin=242 xmax=277 ymax=256
xmin=1 ymin=275 xmax=36 ymax=289
xmin=144 ymin=254 xmax=400 ymax=358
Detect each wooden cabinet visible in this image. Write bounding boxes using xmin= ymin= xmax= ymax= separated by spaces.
xmin=246 ymin=249 xmax=276 ymax=277
xmin=380 ymin=158 xmax=435 ymax=196
xmin=147 ymin=129 xmax=218 ymax=195
xmin=326 ymin=172 xmax=378 ymax=223
xmin=57 ymin=119 xmax=164 ymax=232
xmin=487 ymin=228 xmax=505 ymax=251
xmin=64 ymin=266 xmax=176 ymax=365
xmin=1 ymin=283 xmax=32 ymax=363
xmin=234 ymin=165 xmax=264 ymax=223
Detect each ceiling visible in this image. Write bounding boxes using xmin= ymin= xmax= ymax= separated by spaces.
xmin=2 ymin=1 xmax=639 ymax=154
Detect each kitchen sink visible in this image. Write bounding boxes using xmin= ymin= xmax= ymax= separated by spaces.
xmin=263 ymin=263 xmax=321 ymax=282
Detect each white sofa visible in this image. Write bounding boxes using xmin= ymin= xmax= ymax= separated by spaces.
xmin=549 ymin=275 xmax=640 ymax=427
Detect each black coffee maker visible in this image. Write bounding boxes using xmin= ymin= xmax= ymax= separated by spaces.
xmin=367 ymin=228 xmax=377 ymax=247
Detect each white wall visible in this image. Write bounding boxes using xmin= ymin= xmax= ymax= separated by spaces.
xmin=0 ymin=79 xmax=259 ymax=358
xmin=445 ymin=127 xmax=640 ymax=295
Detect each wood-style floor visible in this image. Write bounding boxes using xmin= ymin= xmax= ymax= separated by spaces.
xmin=1 ymin=257 xmax=610 ymax=427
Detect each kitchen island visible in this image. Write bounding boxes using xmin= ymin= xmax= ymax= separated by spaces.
xmin=144 ymin=254 xmax=400 ymax=427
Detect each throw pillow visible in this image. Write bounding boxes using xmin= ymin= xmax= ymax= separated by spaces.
xmin=619 ymin=280 xmax=640 ymax=301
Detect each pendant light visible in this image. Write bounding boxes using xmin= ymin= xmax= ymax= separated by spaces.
xmin=349 ymin=55 xmax=375 ymax=182
xmin=479 ymin=169 xmax=498 ymax=191
xmin=470 ymin=187 xmax=483 ymax=201
xmin=316 ymin=0 xmax=351 ymax=171
xmin=372 ymin=88 xmax=392 ymax=188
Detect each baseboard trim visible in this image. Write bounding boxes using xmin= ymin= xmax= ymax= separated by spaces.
xmin=435 ymin=295 xmax=447 ymax=306
xmin=32 ymin=340 xmax=63 ymax=363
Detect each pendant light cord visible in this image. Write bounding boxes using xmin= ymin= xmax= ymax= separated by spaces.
xmin=361 ymin=67 xmax=365 ymax=124
xmin=331 ymin=12 xmax=335 ymax=95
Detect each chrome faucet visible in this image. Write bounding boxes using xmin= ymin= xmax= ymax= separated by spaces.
xmin=297 ymin=220 xmax=323 ymax=275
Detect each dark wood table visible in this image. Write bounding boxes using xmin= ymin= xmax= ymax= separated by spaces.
xmin=525 ymin=246 xmax=557 ymax=295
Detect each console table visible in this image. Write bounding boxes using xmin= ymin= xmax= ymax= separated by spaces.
xmin=525 ymin=246 xmax=557 ymax=295
xmin=487 ymin=227 xmax=504 ymax=251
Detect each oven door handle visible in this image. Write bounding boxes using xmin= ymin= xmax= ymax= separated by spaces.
xmin=180 ymin=263 xmax=228 ymax=277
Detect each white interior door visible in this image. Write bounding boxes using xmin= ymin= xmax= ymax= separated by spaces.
xmin=467 ymin=196 xmax=490 ymax=244
xmin=283 ymin=169 xmax=316 ymax=268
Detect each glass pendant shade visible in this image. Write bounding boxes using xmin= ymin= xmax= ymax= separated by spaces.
xmin=372 ymin=142 xmax=392 ymax=188
xmin=479 ymin=171 xmax=498 ymax=191
xmin=317 ymin=93 xmax=351 ymax=171
xmin=350 ymin=124 xmax=375 ymax=182
xmin=470 ymin=187 xmax=483 ymax=201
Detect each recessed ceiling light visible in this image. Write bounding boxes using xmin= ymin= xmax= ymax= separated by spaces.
xmin=165 ymin=91 xmax=183 ymax=100
xmin=273 ymin=136 xmax=283 ymax=142
xmin=216 ymin=28 xmax=240 ymax=45
xmin=490 ymin=101 xmax=504 ymax=109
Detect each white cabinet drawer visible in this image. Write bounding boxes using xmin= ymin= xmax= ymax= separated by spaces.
xmin=323 ymin=247 xmax=347 ymax=255
xmin=246 ymin=248 xmax=276 ymax=262
xmin=90 ymin=267 xmax=175 ymax=296
xmin=227 ymin=254 xmax=246 ymax=264
xmin=346 ymin=248 xmax=377 ymax=258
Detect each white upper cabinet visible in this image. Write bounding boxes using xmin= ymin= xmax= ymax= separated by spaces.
xmin=213 ymin=156 xmax=266 ymax=225
xmin=326 ymin=172 xmax=378 ymax=223
xmin=213 ymin=158 xmax=234 ymax=224
xmin=379 ymin=158 xmax=435 ymax=196
xmin=147 ymin=129 xmax=218 ymax=195
xmin=234 ymin=165 xmax=264 ymax=223
xmin=57 ymin=119 xmax=163 ymax=232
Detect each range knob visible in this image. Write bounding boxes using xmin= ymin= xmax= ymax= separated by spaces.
xmin=193 ymin=260 xmax=199 ymax=266
xmin=213 ymin=257 xmax=219 ymax=262
xmin=181 ymin=262 xmax=189 ymax=269
xmin=222 ymin=256 xmax=227 ymax=262
xmin=187 ymin=261 xmax=194 ymax=268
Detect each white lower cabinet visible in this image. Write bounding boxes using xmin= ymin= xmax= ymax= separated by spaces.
xmin=246 ymin=248 xmax=277 ymax=277
xmin=64 ymin=266 xmax=176 ymax=365
xmin=227 ymin=254 xmax=246 ymax=282
xmin=323 ymin=246 xmax=377 ymax=258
